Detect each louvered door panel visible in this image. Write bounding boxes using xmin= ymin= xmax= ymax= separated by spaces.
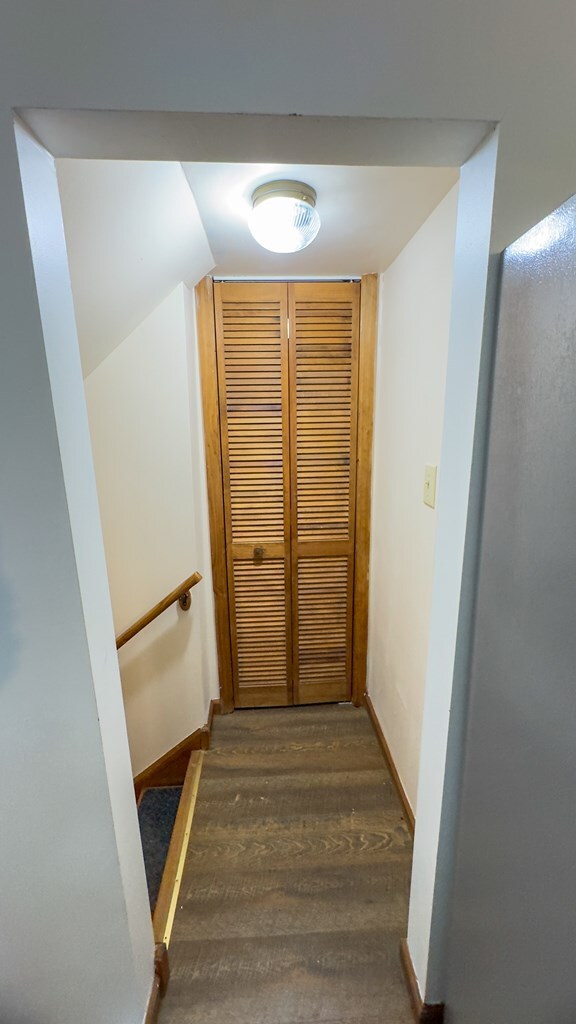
xmin=215 ymin=283 xmax=292 ymax=707
xmin=232 ymin=560 xmax=289 ymax=697
xmin=293 ymin=297 xmax=356 ymax=542
xmin=289 ymin=282 xmax=360 ymax=704
xmin=296 ymin=556 xmax=352 ymax=702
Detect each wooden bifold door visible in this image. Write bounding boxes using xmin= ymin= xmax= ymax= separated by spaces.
xmin=200 ymin=278 xmax=376 ymax=710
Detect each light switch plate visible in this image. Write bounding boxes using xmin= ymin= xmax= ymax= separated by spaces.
xmin=424 ymin=464 xmax=437 ymax=508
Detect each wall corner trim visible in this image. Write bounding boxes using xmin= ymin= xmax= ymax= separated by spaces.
xmin=144 ymin=944 xmax=170 ymax=1024
xmin=144 ymin=975 xmax=161 ymax=1024
xmin=400 ymin=939 xmax=445 ymax=1023
xmin=364 ymin=693 xmax=415 ymax=835
xmin=352 ymin=273 xmax=379 ymax=705
xmin=195 ymin=276 xmax=235 ymax=714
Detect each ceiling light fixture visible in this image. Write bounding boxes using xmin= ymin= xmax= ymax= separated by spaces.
xmin=248 ymin=180 xmax=321 ymax=253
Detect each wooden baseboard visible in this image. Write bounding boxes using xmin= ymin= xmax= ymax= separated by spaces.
xmin=363 ymin=693 xmax=415 ymax=836
xmin=153 ymin=751 xmax=204 ymax=946
xmin=134 ymin=729 xmax=203 ymax=800
xmin=400 ymin=939 xmax=444 ymax=1023
xmin=207 ymin=697 xmax=221 ymax=731
xmin=201 ymin=698 xmax=222 ymax=750
xmin=144 ymin=944 xmax=170 ymax=1024
xmin=134 ymin=697 xmax=221 ymax=799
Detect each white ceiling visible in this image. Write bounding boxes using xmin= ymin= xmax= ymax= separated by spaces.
xmin=57 ymin=157 xmax=457 ymax=375
xmin=182 ymin=162 xmax=458 ymax=277
xmin=56 ymin=160 xmax=214 ymax=376
xmin=7 ymin=0 xmax=576 ymax=255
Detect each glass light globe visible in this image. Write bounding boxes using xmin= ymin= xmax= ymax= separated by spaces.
xmin=248 ymin=184 xmax=321 ymax=253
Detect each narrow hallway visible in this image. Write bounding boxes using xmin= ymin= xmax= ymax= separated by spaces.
xmin=159 ymin=704 xmax=413 ymax=1024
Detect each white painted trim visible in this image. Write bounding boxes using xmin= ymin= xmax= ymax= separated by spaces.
xmin=406 ymin=128 xmax=499 ymax=1001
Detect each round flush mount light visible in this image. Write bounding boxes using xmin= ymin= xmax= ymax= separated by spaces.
xmin=248 ymin=180 xmax=321 ymax=253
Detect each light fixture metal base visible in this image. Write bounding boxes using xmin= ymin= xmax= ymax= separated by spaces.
xmin=251 ymin=179 xmax=317 ymax=209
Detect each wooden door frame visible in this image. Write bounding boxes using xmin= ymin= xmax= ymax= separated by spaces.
xmin=195 ymin=275 xmax=378 ymax=712
xmin=195 ymin=276 xmax=235 ymax=713
xmin=351 ymin=274 xmax=378 ymax=705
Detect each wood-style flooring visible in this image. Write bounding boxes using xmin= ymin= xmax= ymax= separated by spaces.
xmin=159 ymin=704 xmax=413 ymax=1024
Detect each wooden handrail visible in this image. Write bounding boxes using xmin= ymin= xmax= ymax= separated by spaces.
xmin=116 ymin=572 xmax=202 ymax=650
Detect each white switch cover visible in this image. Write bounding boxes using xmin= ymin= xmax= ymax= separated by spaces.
xmin=424 ymin=464 xmax=437 ymax=508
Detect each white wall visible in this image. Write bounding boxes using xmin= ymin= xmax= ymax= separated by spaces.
xmin=57 ymin=159 xmax=214 ymax=376
xmin=444 ymin=198 xmax=576 ymax=1024
xmin=85 ymin=284 xmax=219 ymax=776
xmin=2 ymin=121 xmax=153 ymax=1024
xmin=367 ymin=185 xmax=459 ymax=812
xmin=1 ymin=1 xmax=573 ymax=1017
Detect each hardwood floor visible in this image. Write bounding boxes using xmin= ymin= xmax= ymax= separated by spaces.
xmin=159 ymin=704 xmax=413 ymax=1024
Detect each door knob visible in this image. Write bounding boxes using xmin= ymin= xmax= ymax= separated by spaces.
xmin=253 ymin=546 xmax=264 ymax=564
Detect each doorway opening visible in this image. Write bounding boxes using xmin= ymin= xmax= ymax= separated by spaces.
xmin=14 ymin=108 xmax=498 ymax=1010
xmin=199 ymin=277 xmax=376 ymax=710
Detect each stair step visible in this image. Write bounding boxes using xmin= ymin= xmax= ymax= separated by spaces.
xmin=151 ymin=752 xmax=204 ymax=946
xmin=138 ymin=785 xmax=183 ymax=912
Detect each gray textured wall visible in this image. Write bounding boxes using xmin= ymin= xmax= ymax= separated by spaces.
xmin=445 ymin=194 xmax=576 ymax=1023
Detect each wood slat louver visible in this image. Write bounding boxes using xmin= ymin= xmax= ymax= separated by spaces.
xmin=292 ymin=293 xmax=357 ymax=542
xmin=296 ymin=556 xmax=352 ymax=702
xmin=215 ymin=282 xmax=292 ymax=707
xmin=232 ymin=559 xmax=289 ymax=692
xmin=290 ymin=282 xmax=360 ymax=704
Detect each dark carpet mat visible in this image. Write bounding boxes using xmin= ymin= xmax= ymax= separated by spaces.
xmin=138 ymin=785 xmax=182 ymax=911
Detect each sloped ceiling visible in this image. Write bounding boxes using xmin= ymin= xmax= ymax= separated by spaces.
xmin=58 ymin=157 xmax=457 ymax=378
xmin=56 ymin=160 xmax=214 ymax=377
xmin=182 ymin=162 xmax=458 ymax=277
